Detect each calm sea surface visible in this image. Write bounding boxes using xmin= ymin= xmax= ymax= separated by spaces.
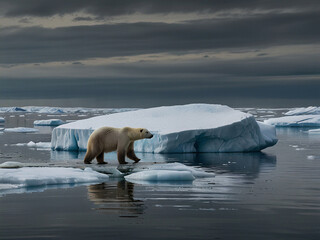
xmin=0 ymin=108 xmax=319 ymax=240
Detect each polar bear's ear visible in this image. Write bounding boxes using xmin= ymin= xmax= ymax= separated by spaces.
xmin=140 ymin=129 xmax=143 ymax=132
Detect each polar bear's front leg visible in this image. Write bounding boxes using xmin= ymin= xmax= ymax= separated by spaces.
xmin=126 ymin=142 xmax=141 ymax=162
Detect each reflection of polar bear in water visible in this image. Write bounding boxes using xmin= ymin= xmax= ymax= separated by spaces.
xmin=84 ymin=127 xmax=153 ymax=164
xmin=87 ymin=181 xmax=144 ymax=216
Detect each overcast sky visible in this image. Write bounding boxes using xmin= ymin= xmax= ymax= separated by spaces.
xmin=0 ymin=0 xmax=319 ymax=107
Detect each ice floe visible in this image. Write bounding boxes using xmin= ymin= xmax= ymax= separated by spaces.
xmin=125 ymin=163 xmax=214 ymax=183
xmin=0 ymin=167 xmax=109 ymax=194
xmin=4 ymin=127 xmax=39 ymax=133
xmin=51 ymin=104 xmax=277 ymax=153
xmin=264 ymin=115 xmax=320 ymax=127
xmin=125 ymin=170 xmax=195 ymax=182
xmin=133 ymin=162 xmax=215 ymax=178
xmin=34 ymin=119 xmax=65 ymax=126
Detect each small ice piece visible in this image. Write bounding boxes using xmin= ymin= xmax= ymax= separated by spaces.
xmin=4 ymin=127 xmax=39 ymax=133
xmin=27 ymin=141 xmax=51 ymax=148
xmin=0 ymin=117 xmax=5 ymax=123
xmin=264 ymin=115 xmax=320 ymax=127
xmin=308 ymin=129 xmax=320 ymax=134
xmin=307 ymin=155 xmax=315 ymax=160
xmin=0 ymin=161 xmax=25 ymax=168
xmin=125 ymin=170 xmax=195 ymax=182
xmin=34 ymin=119 xmax=65 ymax=126
xmin=51 ymin=104 xmax=277 ymax=152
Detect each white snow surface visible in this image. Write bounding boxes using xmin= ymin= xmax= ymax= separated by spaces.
xmin=285 ymin=107 xmax=320 ymax=116
xmin=51 ymin=104 xmax=277 ymax=153
xmin=125 ymin=170 xmax=195 ymax=182
xmin=0 ymin=167 xmax=109 ymax=191
xmin=34 ymin=119 xmax=65 ymax=126
xmin=4 ymin=127 xmax=39 ymax=133
xmin=264 ymin=115 xmax=320 ymax=127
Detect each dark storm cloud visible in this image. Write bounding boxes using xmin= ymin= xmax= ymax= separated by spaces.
xmin=1 ymin=0 xmax=320 ymax=17
xmin=1 ymin=11 xmax=320 ymax=64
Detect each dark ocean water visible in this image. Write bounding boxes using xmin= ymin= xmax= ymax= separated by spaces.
xmin=0 ymin=108 xmax=320 ymax=240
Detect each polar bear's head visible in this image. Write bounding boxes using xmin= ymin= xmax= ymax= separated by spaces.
xmin=139 ymin=128 xmax=153 ymax=139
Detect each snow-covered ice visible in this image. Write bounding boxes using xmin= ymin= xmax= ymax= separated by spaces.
xmin=51 ymin=104 xmax=277 ymax=153
xmin=0 ymin=167 xmax=109 ymax=195
xmin=285 ymin=107 xmax=320 ymax=116
xmin=4 ymin=127 xmax=39 ymax=133
xmin=125 ymin=170 xmax=195 ymax=182
xmin=34 ymin=119 xmax=65 ymax=126
xmin=264 ymin=115 xmax=320 ymax=127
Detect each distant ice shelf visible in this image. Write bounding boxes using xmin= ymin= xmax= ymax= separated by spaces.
xmin=51 ymin=104 xmax=277 ymax=153
xmin=264 ymin=115 xmax=320 ymax=127
xmin=0 ymin=106 xmax=138 ymax=114
xmin=285 ymin=106 xmax=320 ymax=116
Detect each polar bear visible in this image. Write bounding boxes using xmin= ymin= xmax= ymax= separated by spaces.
xmin=84 ymin=127 xmax=153 ymax=164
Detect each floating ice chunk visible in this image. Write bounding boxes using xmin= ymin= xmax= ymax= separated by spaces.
xmin=34 ymin=119 xmax=65 ymax=126
xmin=13 ymin=141 xmax=51 ymax=148
xmin=125 ymin=170 xmax=195 ymax=182
xmin=308 ymin=128 xmax=320 ymax=134
xmin=0 ymin=161 xmax=25 ymax=168
xmin=285 ymin=107 xmax=320 ymax=116
xmin=264 ymin=115 xmax=320 ymax=127
xmin=134 ymin=162 xmax=215 ymax=178
xmin=0 ymin=167 xmax=109 ymax=191
xmin=0 ymin=117 xmax=5 ymax=123
xmin=4 ymin=127 xmax=39 ymax=133
xmin=51 ymin=104 xmax=277 ymax=152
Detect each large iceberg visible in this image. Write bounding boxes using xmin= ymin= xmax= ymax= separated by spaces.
xmin=51 ymin=104 xmax=277 ymax=153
